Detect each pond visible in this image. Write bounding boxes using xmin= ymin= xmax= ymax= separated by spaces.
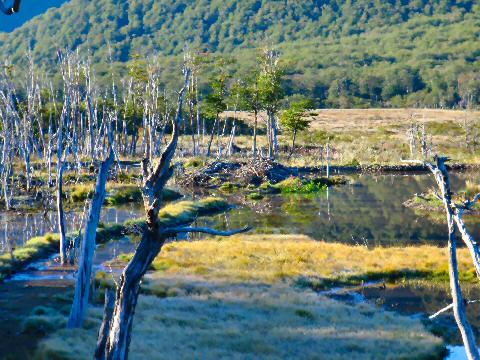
xmin=0 ymin=205 xmax=143 ymax=254
xmin=2 ymin=171 xmax=480 ymax=254
xmin=201 ymin=171 xmax=480 ymax=247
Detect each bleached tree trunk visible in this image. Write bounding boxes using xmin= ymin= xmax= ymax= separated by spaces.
xmin=56 ymin=156 xmax=68 ymax=264
xmin=252 ymin=110 xmax=258 ymax=157
xmin=68 ymin=149 xmax=114 ymax=328
xmin=427 ymin=157 xmax=479 ymax=360
xmin=206 ymin=115 xmax=218 ymax=157
xmin=98 ymin=60 xmax=252 ymax=360
xmin=103 ymin=226 xmax=166 ymax=360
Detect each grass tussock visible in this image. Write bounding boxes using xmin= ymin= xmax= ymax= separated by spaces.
xmin=129 ymin=234 xmax=476 ymax=286
xmin=68 ymin=183 xmax=181 ymax=205
xmin=274 ymin=176 xmax=346 ymax=194
xmin=0 ymin=233 xmax=60 ymax=280
xmin=35 ymin=284 xmax=444 ymax=360
xmin=157 ymin=197 xmax=229 ymax=227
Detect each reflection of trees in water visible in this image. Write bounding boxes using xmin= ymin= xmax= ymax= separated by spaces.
xmin=198 ymin=172 xmax=480 ymax=246
xmin=0 ymin=206 xmax=143 ymax=255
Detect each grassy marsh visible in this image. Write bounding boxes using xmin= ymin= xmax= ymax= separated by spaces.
xmin=35 ymin=284 xmax=444 ymax=360
xmin=35 ymin=234 xmax=453 ymax=359
xmin=117 ymin=234 xmax=476 ymax=286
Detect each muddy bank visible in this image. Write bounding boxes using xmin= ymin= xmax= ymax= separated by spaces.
xmin=0 ymin=279 xmax=72 ymax=359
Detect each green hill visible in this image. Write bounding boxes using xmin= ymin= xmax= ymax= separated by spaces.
xmin=0 ymin=0 xmax=479 ymax=108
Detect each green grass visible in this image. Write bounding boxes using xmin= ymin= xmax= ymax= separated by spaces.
xmin=274 ymin=177 xmax=331 ymax=194
xmin=218 ymin=182 xmax=240 ymax=193
xmin=68 ymin=184 xmax=181 ymax=205
xmin=246 ymin=192 xmax=264 ymax=200
xmin=0 ymin=233 xmax=60 ymax=280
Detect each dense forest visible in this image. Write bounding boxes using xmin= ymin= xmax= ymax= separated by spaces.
xmin=0 ymin=0 xmax=479 ymax=108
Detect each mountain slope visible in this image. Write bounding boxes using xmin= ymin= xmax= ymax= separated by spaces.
xmin=0 ymin=0 xmax=479 ymax=108
xmin=0 ymin=0 xmax=475 ymax=62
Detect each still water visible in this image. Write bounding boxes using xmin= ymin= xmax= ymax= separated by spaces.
xmin=2 ymin=171 xmax=480 ymax=254
xmin=204 ymin=171 xmax=480 ymax=246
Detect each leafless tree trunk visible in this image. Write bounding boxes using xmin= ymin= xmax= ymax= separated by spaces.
xmin=206 ymin=115 xmax=218 ymax=157
xmin=100 ymin=67 xmax=191 ymax=360
xmin=68 ymin=148 xmax=114 ymax=328
xmin=252 ymin=109 xmax=258 ymax=157
xmin=425 ymin=157 xmax=479 ymax=360
xmin=95 ymin=289 xmax=116 ymax=360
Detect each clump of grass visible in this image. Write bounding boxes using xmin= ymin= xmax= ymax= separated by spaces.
xmin=345 ymin=158 xmax=360 ymax=167
xmin=461 ymin=180 xmax=480 ymax=200
xmin=117 ymin=171 xmax=140 ymax=183
xmin=184 ymin=157 xmax=206 ymax=168
xmin=219 ymin=182 xmax=240 ymax=193
xmin=275 ymin=177 xmax=328 ymax=194
xmin=96 ymin=223 xmax=125 ymax=244
xmin=158 ymin=197 xmax=229 ymax=227
xmin=70 ymin=184 xmax=94 ymax=203
xmin=69 ymin=183 xmax=181 ymax=205
xmin=258 ymin=181 xmax=281 ymax=194
xmin=0 ymin=233 xmax=60 ymax=280
xmin=106 ymin=185 xmax=142 ymax=205
xmin=22 ymin=306 xmax=67 ymax=335
xmin=247 ymin=192 xmax=264 ymax=200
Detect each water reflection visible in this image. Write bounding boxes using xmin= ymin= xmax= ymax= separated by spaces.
xmin=200 ymin=171 xmax=480 ymax=246
xmin=0 ymin=205 xmax=143 ymax=254
xmin=2 ymin=171 xmax=480 ymax=253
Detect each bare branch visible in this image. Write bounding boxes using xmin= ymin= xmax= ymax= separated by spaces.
xmin=429 ymin=303 xmax=453 ymax=320
xmin=162 ymin=225 xmax=252 ymax=237
xmin=429 ymin=300 xmax=480 ymax=320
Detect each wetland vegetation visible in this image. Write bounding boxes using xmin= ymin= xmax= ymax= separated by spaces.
xmin=1 ymin=2 xmax=480 ymax=360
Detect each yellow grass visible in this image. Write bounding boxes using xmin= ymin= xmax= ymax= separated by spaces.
xmin=216 ymin=108 xmax=480 ymax=165
xmin=147 ymin=234 xmax=475 ymax=285
xmin=36 ymin=234 xmax=452 ymax=359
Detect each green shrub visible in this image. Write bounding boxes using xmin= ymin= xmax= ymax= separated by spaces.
xmin=247 ymin=192 xmax=264 ymax=200
xmin=219 ymin=182 xmax=240 ymax=192
xmin=275 ymin=177 xmax=327 ymax=194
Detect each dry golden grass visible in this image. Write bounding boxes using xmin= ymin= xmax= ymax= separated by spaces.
xmin=224 ymin=108 xmax=478 ymax=133
xmin=36 ymin=234 xmax=453 ymax=359
xmin=147 ymin=234 xmax=475 ymax=285
xmin=217 ymin=108 xmax=480 ymax=165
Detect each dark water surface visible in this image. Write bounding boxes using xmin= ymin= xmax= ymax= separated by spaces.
xmin=0 ymin=205 xmax=143 ymax=254
xmin=201 ymin=171 xmax=480 ymax=246
xmin=2 ymin=171 xmax=480 ymax=254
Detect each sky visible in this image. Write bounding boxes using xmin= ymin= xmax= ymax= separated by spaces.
xmin=0 ymin=0 xmax=67 ymax=32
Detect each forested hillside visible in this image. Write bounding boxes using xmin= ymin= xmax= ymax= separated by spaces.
xmin=0 ymin=0 xmax=479 ymax=108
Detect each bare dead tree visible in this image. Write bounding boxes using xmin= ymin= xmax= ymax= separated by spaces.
xmin=96 ymin=62 xmax=250 ymax=360
xmin=414 ymin=156 xmax=480 ymax=360
xmin=68 ymin=145 xmax=114 ymax=328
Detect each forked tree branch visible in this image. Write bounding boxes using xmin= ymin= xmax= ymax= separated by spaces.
xmin=162 ymin=225 xmax=252 ymax=237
